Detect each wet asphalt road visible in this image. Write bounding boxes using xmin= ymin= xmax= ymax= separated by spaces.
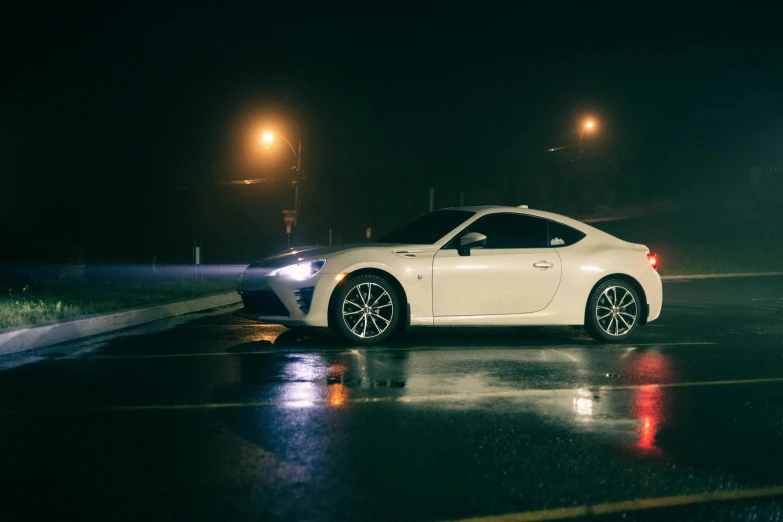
xmin=1 ymin=276 xmax=783 ymax=521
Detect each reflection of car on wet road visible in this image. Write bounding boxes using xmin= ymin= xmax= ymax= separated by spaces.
xmin=237 ymin=206 xmax=662 ymax=344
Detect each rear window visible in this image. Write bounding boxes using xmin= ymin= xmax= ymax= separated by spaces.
xmin=548 ymin=221 xmax=586 ymax=247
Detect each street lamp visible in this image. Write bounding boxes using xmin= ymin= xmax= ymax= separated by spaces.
xmin=261 ymin=131 xmax=275 ymax=148
xmin=579 ymin=119 xmax=597 ymax=153
xmin=261 ymin=130 xmax=304 ymax=243
xmin=261 ymin=131 xmax=302 ymax=174
xmin=543 ymin=118 xmax=600 ymax=155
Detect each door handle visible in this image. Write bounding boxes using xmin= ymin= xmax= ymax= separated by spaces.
xmin=533 ymin=261 xmax=554 ymax=269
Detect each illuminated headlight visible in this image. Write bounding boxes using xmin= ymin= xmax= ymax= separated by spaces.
xmin=269 ymin=260 xmax=326 ymax=281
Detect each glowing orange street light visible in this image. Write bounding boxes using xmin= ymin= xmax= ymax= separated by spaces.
xmin=261 ymin=131 xmax=275 ymax=148
xmin=260 ymin=130 xmax=299 ymax=164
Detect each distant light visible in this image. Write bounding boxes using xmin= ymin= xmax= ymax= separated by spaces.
xmin=261 ymin=131 xmax=275 ymax=147
xmin=584 ymin=120 xmax=595 ymax=129
xmin=335 ymin=273 xmax=346 ymax=282
xmin=573 ymin=397 xmax=593 ymax=416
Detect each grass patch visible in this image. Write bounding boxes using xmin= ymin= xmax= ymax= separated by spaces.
xmin=0 ymin=267 xmax=241 ymax=329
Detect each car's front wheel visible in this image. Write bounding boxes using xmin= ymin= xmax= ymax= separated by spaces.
xmin=584 ymin=279 xmax=641 ymax=342
xmin=330 ymin=275 xmax=400 ymax=344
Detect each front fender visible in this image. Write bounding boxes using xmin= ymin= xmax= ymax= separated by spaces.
xmin=335 ymin=258 xmax=435 ymax=326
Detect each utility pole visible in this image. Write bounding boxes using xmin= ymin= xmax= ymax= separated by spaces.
xmin=294 ymin=137 xmax=303 ymax=229
xmin=293 ymin=181 xmax=299 ymax=234
xmin=283 ymin=211 xmax=295 ymax=249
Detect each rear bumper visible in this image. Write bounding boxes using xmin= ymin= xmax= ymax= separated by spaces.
xmin=236 ymin=268 xmax=337 ymax=327
xmin=639 ymin=268 xmax=663 ymax=323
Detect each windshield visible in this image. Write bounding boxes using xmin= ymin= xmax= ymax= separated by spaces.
xmin=376 ymin=209 xmax=475 ymax=244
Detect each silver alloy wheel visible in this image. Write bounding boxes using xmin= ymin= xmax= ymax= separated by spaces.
xmin=341 ymin=282 xmax=394 ymax=339
xmin=595 ymin=285 xmax=637 ymax=336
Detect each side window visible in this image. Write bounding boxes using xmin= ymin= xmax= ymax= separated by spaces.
xmin=459 ymin=213 xmax=549 ymax=249
xmin=548 ymin=221 xmax=586 ymax=247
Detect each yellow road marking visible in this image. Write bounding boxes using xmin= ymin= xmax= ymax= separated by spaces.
xmin=440 ymin=485 xmax=783 ymax=522
xmin=72 ymin=342 xmax=716 ymax=360
xmin=78 ymin=350 xmax=285 ymax=359
xmin=598 ymin=376 xmax=783 ymax=391
xmin=1 ymin=376 xmax=782 ymax=416
xmin=395 ymin=377 xmax=783 ymax=403
xmin=662 ymin=271 xmax=783 ymax=281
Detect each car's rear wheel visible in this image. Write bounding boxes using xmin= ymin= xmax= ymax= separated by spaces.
xmin=584 ymin=279 xmax=641 ymax=342
xmin=330 ymin=275 xmax=400 ymax=344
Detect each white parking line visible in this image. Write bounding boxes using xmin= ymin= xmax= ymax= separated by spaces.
xmin=69 ymin=342 xmax=716 ymax=360
xmin=662 ymin=271 xmax=783 ymax=281
xmin=548 ymin=349 xmax=579 ymax=362
xmin=1 ymin=375 xmax=779 ymax=416
xmin=439 ymin=485 xmax=783 ymax=522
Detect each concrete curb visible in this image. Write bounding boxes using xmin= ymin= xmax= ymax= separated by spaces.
xmin=0 ymin=292 xmax=241 ymax=356
xmin=662 ymin=272 xmax=783 ymax=281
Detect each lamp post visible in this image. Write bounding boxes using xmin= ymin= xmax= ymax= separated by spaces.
xmin=579 ymin=120 xmax=596 ymax=154
xmin=261 ymin=131 xmax=304 ymax=241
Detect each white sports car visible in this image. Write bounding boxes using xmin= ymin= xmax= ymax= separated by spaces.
xmin=237 ymin=206 xmax=662 ymax=344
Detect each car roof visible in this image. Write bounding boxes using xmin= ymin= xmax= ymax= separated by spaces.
xmin=444 ymin=205 xmax=595 ymax=233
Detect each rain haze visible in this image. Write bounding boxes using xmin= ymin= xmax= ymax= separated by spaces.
xmin=1 ymin=6 xmax=783 ymax=522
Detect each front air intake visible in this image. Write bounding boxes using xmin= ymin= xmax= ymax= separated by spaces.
xmin=241 ymin=290 xmax=289 ymax=316
xmin=294 ymin=286 xmax=315 ymax=314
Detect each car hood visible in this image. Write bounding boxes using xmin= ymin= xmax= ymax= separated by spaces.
xmin=247 ymin=244 xmax=361 ymax=269
xmin=247 ymin=243 xmax=438 ymax=269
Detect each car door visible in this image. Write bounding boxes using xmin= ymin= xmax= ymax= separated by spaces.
xmin=432 ymin=213 xmax=562 ymax=317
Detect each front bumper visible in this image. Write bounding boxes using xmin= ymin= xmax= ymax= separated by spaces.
xmin=236 ymin=268 xmax=338 ymax=327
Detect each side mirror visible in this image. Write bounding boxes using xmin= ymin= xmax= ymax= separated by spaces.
xmin=458 ymin=232 xmax=487 ymax=256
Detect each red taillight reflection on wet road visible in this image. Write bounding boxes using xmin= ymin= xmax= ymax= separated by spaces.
xmin=624 ymin=351 xmax=673 ymax=453
xmin=634 ymin=385 xmax=663 ymax=451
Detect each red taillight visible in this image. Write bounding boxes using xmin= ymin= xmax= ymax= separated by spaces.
xmin=647 ymin=253 xmax=658 ymax=270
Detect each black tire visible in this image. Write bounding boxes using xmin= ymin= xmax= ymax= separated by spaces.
xmin=584 ymin=279 xmax=641 ymax=342
xmin=329 ymin=274 xmax=400 ymax=345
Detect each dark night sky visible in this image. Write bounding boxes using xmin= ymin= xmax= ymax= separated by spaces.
xmin=2 ymin=6 xmax=782 ymax=263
